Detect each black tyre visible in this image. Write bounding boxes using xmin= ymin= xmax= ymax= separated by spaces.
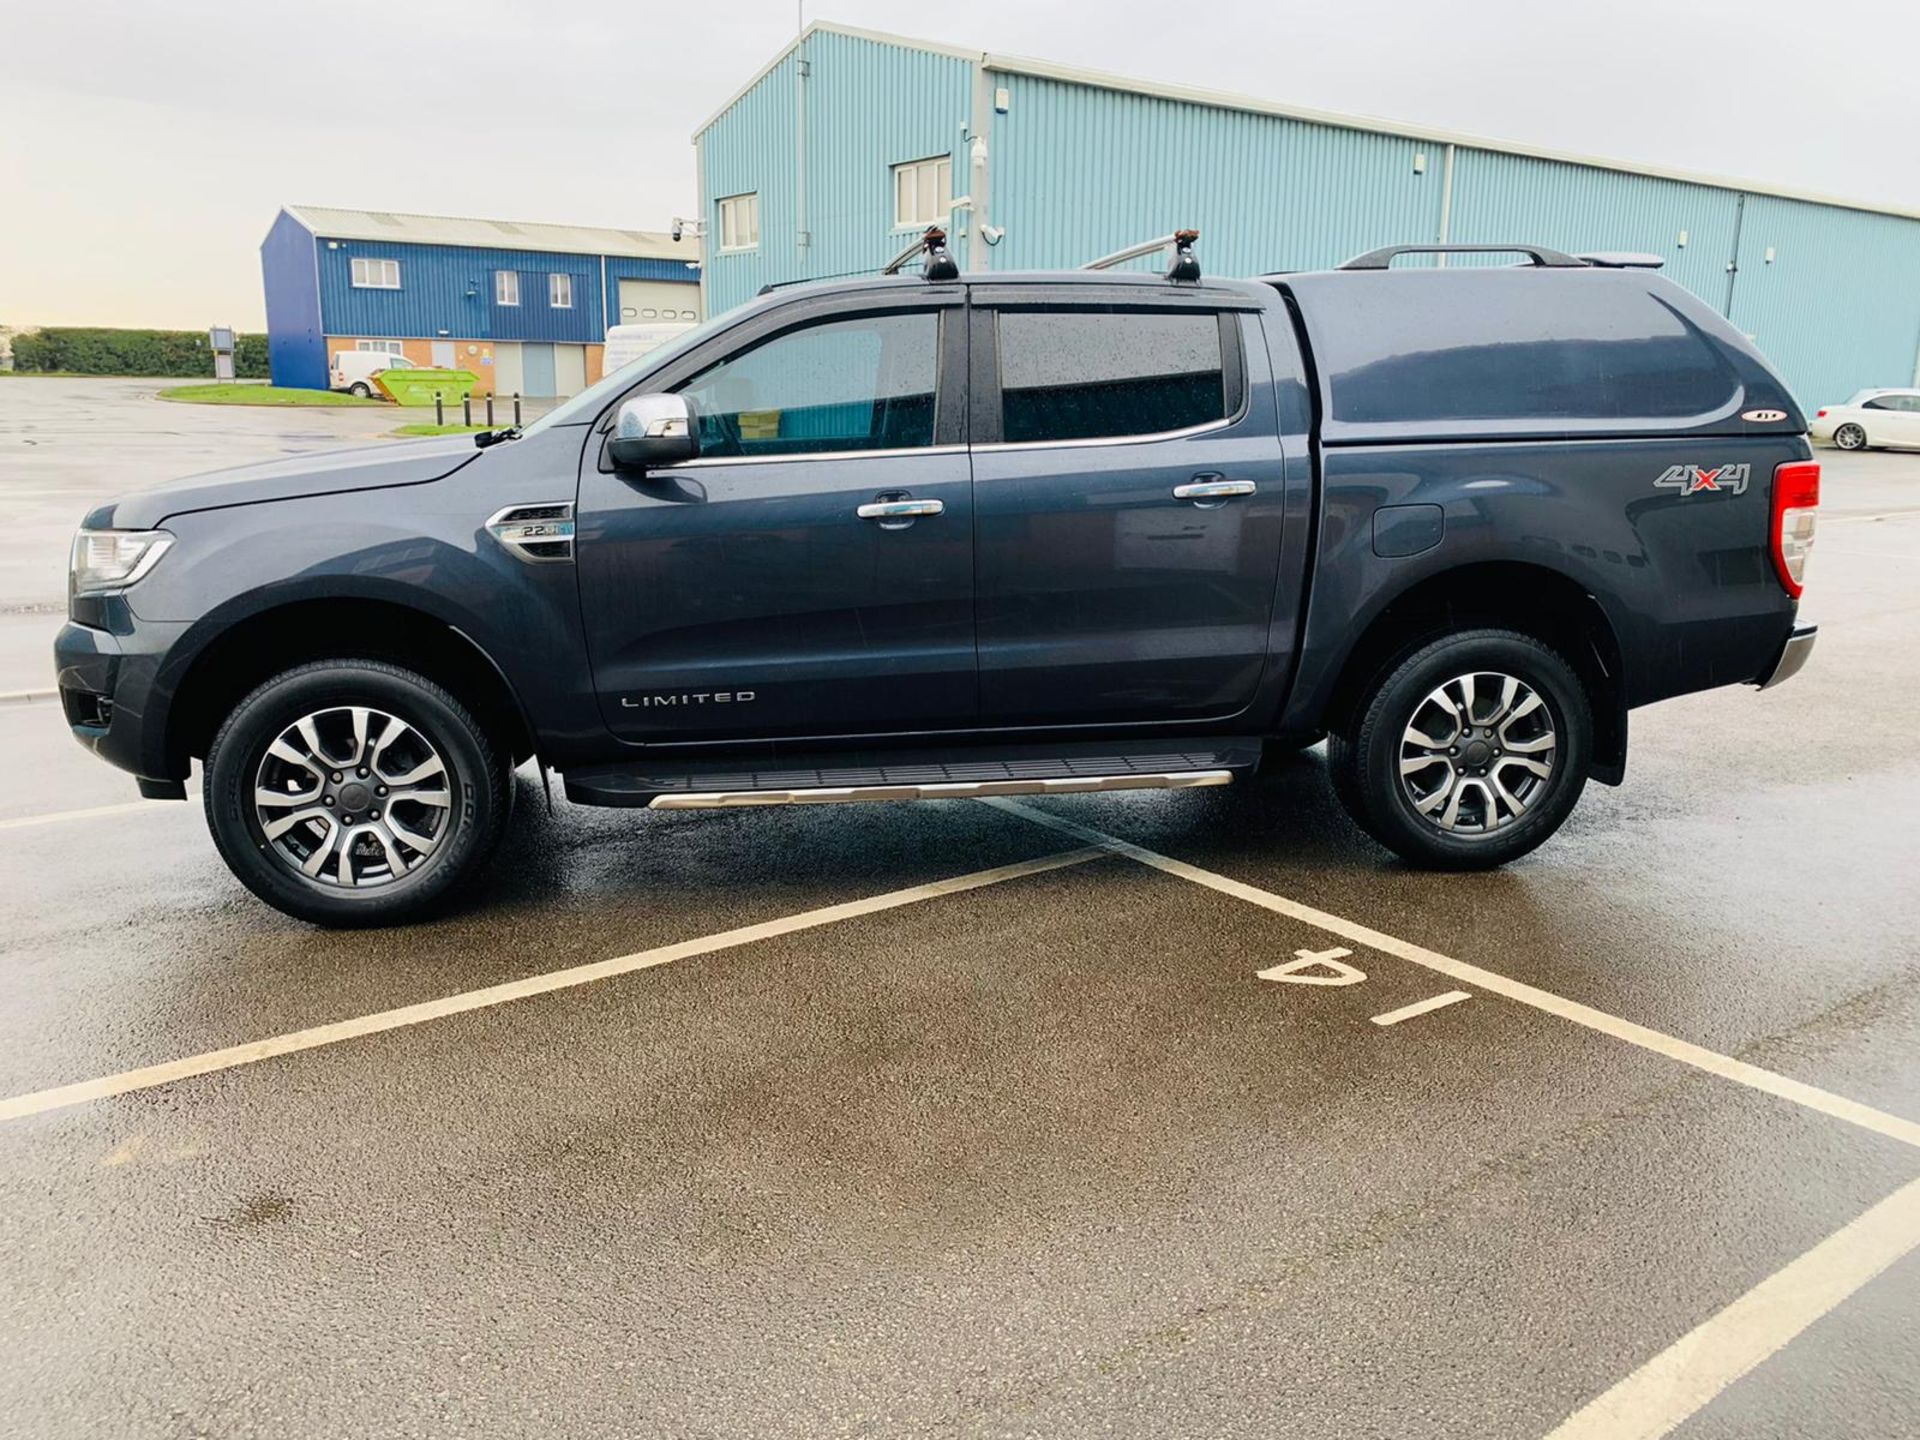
xmin=1328 ymin=629 xmax=1591 ymax=870
xmin=205 ymin=660 xmax=510 ymax=926
xmin=1833 ymin=423 xmax=1867 ymax=451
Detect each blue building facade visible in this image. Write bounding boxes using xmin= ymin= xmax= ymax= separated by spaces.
xmin=261 ymin=206 xmax=702 ymax=395
xmin=695 ymin=23 xmax=1920 ymax=407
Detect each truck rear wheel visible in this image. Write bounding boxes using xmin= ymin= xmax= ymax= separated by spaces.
xmin=1329 ymin=629 xmax=1591 ymax=869
xmin=204 ymin=660 xmax=510 ymax=927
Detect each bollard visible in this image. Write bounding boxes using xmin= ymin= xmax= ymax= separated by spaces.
xmin=463 ymin=395 xmax=472 ymax=427
xmin=486 ymin=393 xmax=494 ymax=428
xmin=513 ymin=391 xmax=522 ymax=426
xmin=434 ymin=391 xmax=444 ymax=426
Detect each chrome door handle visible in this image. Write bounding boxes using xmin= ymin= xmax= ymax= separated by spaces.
xmin=1173 ymin=479 xmax=1256 ymax=501
xmin=857 ymin=499 xmax=945 ymax=520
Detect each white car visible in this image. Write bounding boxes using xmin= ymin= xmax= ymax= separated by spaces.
xmin=1810 ymin=388 xmax=1920 ymax=451
xmin=329 ymin=350 xmax=415 ymax=398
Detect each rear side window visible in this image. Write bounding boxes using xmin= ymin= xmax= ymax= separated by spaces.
xmin=674 ymin=311 xmax=939 ymax=458
xmin=1295 ymin=272 xmax=1740 ymax=427
xmin=996 ymin=310 xmax=1229 ymax=444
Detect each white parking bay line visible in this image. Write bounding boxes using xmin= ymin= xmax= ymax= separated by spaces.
xmin=1371 ymin=991 xmax=1472 ymax=1027
xmin=983 ymin=799 xmax=1920 ymax=1153
xmin=0 ymin=845 xmax=1106 ymax=1123
xmin=1543 ymin=1171 xmax=1920 ymax=1440
xmin=0 ymin=799 xmax=183 ymax=831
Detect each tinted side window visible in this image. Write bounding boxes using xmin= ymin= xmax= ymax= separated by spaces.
xmin=997 ymin=310 xmax=1228 ymax=444
xmin=675 ymin=312 xmax=939 ymax=458
xmin=1296 ymin=272 xmax=1740 ymax=426
xmin=1862 ymin=396 xmax=1892 ymax=410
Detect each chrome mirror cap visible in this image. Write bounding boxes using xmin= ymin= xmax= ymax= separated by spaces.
xmin=609 ymin=393 xmax=700 ymax=469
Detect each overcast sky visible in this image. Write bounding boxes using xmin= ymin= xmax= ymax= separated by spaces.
xmin=3 ymin=0 xmax=1915 ymax=330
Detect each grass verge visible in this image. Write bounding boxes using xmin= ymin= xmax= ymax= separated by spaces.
xmin=158 ymin=384 xmax=383 ymax=407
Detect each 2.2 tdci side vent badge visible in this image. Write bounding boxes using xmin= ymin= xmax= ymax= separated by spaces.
xmin=486 ymin=503 xmax=575 ymax=564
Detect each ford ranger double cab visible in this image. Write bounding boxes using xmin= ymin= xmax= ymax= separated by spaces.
xmin=55 ymin=237 xmax=1820 ymax=926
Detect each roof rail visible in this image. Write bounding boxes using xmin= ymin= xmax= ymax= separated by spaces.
xmin=1577 ymin=251 xmax=1666 ymax=269
xmin=1083 ymin=229 xmax=1202 ymax=282
xmin=882 ymin=226 xmax=959 ymax=280
xmin=1339 ymin=243 xmax=1585 ymax=270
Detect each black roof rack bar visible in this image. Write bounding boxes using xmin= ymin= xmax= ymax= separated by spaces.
xmin=1083 ymin=229 xmax=1201 ymax=281
xmin=882 ymin=225 xmax=959 ymax=280
xmin=1339 ymin=243 xmax=1586 ymax=270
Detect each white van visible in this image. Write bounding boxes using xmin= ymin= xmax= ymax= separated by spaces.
xmin=330 ymin=350 xmax=414 ymax=398
xmin=603 ymin=322 xmax=697 ymax=375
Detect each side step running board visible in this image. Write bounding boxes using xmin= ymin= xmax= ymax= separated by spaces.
xmin=648 ymin=769 xmax=1233 ymax=810
xmin=561 ymin=738 xmax=1263 ymax=809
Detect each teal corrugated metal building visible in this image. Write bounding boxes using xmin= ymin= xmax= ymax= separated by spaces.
xmin=694 ymin=22 xmax=1920 ymax=406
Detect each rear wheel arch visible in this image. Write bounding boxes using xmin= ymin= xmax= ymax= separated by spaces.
xmin=166 ymin=597 xmax=535 ymax=775
xmin=1323 ymin=562 xmax=1627 ymax=784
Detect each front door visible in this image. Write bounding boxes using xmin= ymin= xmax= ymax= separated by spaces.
xmin=430 ymin=340 xmax=456 ymax=369
xmin=576 ymin=301 xmax=975 ymax=742
xmin=969 ymin=300 xmax=1288 ymax=725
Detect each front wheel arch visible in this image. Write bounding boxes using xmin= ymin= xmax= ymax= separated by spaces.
xmin=166 ymin=597 xmax=534 ymax=776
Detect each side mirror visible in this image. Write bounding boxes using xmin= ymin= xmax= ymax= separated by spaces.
xmin=608 ymin=393 xmax=699 ymax=469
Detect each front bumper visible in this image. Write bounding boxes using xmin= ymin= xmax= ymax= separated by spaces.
xmin=54 ymin=613 xmax=195 ymax=793
xmin=1759 ymin=622 xmax=1817 ymax=690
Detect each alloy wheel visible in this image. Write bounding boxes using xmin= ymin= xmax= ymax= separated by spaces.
xmin=252 ymin=706 xmax=452 ymax=887
xmin=1397 ymin=671 xmax=1557 ymax=835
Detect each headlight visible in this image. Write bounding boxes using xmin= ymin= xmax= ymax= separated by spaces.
xmin=69 ymin=529 xmax=174 ymax=594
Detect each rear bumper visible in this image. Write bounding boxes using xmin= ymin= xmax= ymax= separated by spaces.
xmin=1759 ymin=622 xmax=1817 ymax=690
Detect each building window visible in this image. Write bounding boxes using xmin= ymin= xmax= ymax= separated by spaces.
xmin=718 ymin=193 xmax=759 ymax=252
xmin=495 ymin=271 xmax=519 ymax=306
xmin=355 ymin=339 xmax=407 ymax=355
xmin=892 ymin=156 xmax=952 ymax=230
xmin=350 ymin=257 xmax=400 ymax=289
xmin=549 ymin=273 xmax=573 ymax=309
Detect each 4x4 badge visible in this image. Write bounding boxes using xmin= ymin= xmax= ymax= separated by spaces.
xmin=1655 ymin=463 xmax=1750 ymax=496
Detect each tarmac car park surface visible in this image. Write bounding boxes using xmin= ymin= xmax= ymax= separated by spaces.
xmin=2 ymin=378 xmax=1918 ymax=1439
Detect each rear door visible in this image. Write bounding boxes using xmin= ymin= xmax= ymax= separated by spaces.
xmin=968 ymin=291 xmax=1288 ymax=725
xmin=576 ymin=292 xmax=975 ymax=742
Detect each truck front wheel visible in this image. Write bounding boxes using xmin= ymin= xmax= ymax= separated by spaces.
xmin=204 ymin=660 xmax=511 ymax=926
xmin=1329 ymin=629 xmax=1591 ymax=869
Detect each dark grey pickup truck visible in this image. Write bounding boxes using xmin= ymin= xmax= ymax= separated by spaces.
xmin=55 ymin=238 xmax=1819 ymax=925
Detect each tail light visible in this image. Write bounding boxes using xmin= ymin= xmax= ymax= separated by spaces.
xmin=1770 ymin=460 xmax=1820 ymax=598
xmin=1815 ymin=408 xmax=1828 ymax=418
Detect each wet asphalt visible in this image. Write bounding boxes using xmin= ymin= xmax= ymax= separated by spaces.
xmin=2 ymin=379 xmax=1918 ymax=1438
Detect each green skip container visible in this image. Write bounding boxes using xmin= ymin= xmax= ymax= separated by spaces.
xmin=375 ymin=368 xmax=479 ymax=407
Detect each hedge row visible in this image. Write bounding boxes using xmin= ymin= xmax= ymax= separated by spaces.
xmin=9 ymin=328 xmax=270 ymax=378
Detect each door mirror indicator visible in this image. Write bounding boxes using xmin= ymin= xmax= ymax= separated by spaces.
xmin=609 ymin=393 xmax=700 ymax=469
